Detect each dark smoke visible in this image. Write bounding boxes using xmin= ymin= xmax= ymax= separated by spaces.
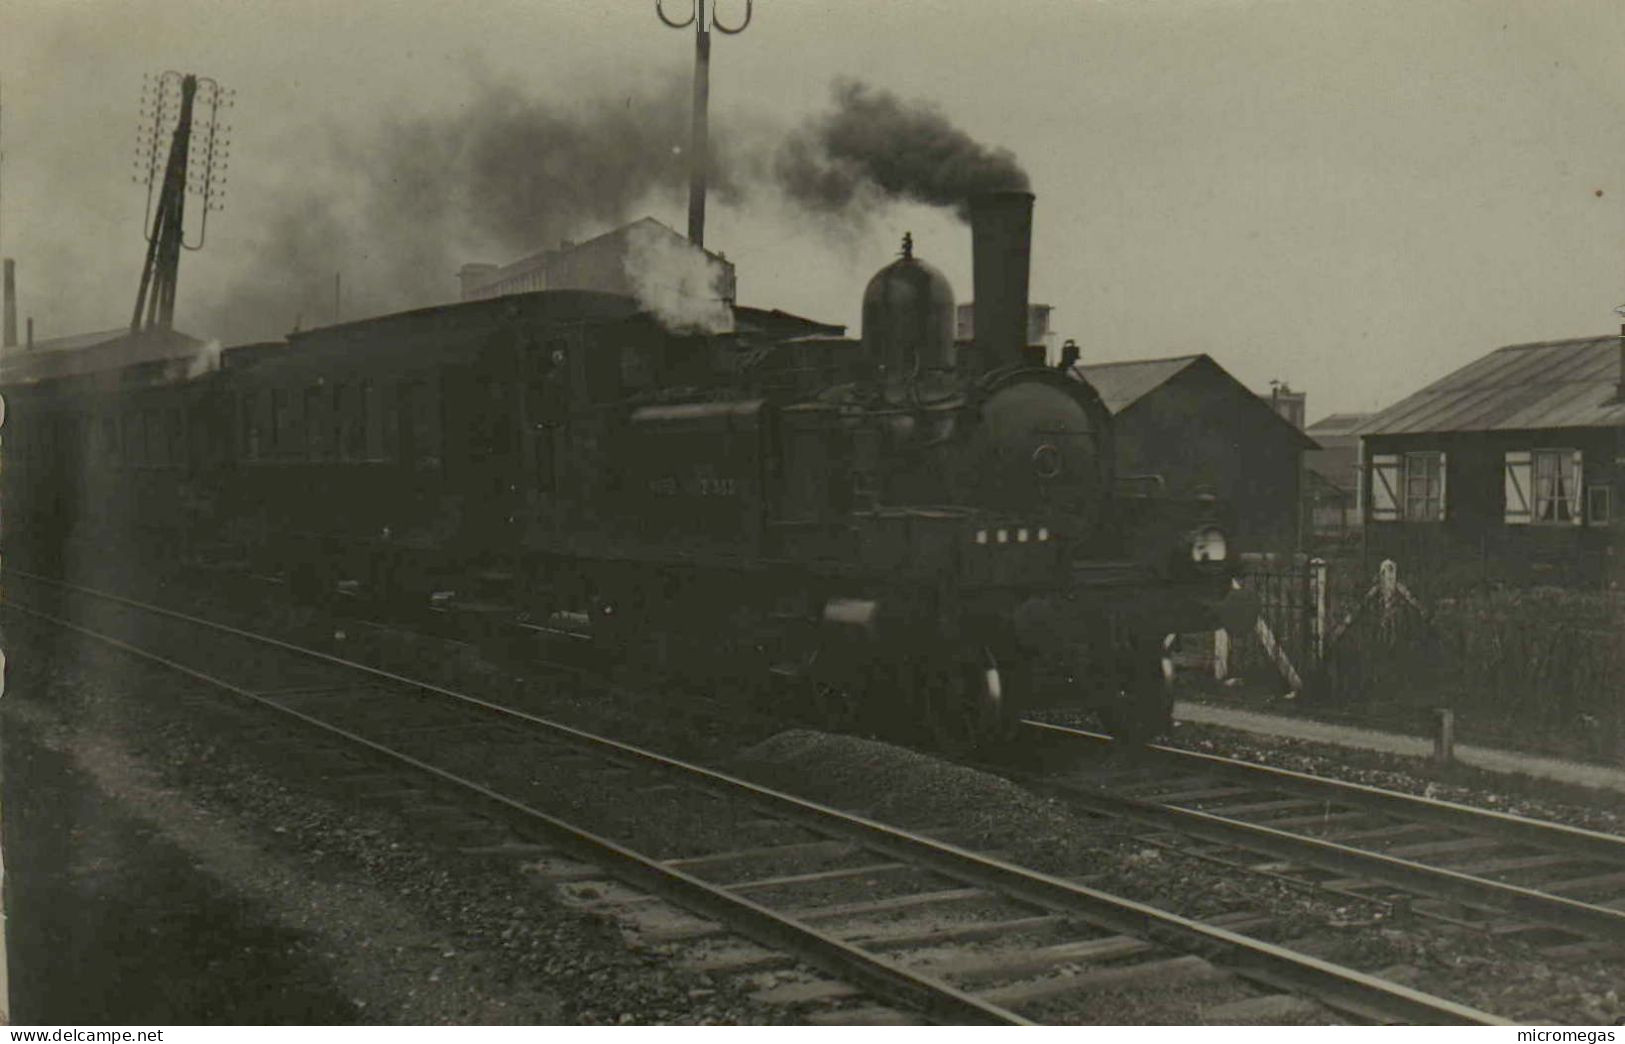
xmin=196 ymin=75 xmax=1024 ymax=343
xmin=202 ymin=76 xmax=745 ymax=344
xmin=774 ymin=79 xmax=1029 ymax=222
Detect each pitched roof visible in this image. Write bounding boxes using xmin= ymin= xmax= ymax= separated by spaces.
xmin=1306 ymin=412 xmax=1371 ymax=436
xmin=0 ymin=327 xmax=207 ymax=387
xmin=1073 ymin=352 xmax=1319 ymax=450
xmin=1361 ymin=335 xmax=1625 ymax=436
xmin=1073 ymin=354 xmax=1203 ymax=414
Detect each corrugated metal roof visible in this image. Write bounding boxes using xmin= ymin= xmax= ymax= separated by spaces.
xmin=1306 ymin=412 xmax=1370 ymax=436
xmin=1360 ymin=335 xmax=1625 ymax=435
xmin=8 ymin=327 xmax=129 ymax=355
xmin=1072 ymin=354 xmax=1202 ymax=414
xmin=0 ymin=328 xmax=206 ymax=387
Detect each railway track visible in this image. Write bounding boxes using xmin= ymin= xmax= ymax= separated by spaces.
xmin=1023 ymin=720 xmax=1625 ymax=957
xmin=2 ymin=570 xmax=1505 ymax=1025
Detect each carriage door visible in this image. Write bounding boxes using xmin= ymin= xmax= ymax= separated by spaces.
xmin=449 ymin=337 xmax=524 ymax=552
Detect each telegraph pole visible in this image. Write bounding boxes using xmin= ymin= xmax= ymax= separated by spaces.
xmin=130 ymin=71 xmax=233 ymax=333
xmin=1 ymin=80 xmax=7 ymax=259
xmin=657 ymin=0 xmax=751 ymax=248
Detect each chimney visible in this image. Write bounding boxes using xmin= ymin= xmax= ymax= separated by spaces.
xmin=26 ymin=316 xmax=34 ymax=350
xmin=969 ymin=191 xmax=1035 ymax=371
xmin=1618 ymin=324 xmax=1624 ymax=400
xmin=2 ymin=258 xmax=16 ymax=349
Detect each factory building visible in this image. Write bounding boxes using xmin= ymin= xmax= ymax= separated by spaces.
xmin=458 ymin=217 xmax=736 ymax=304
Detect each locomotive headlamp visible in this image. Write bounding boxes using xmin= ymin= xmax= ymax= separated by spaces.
xmin=1190 ymin=526 xmax=1228 ymax=563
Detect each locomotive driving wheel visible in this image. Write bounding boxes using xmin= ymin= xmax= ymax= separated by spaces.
xmin=920 ymin=645 xmax=1012 ymax=754
xmin=1098 ymin=633 xmax=1177 ymax=746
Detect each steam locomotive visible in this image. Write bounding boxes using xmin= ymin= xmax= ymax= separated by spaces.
xmin=1 ymin=191 xmax=1233 ymax=746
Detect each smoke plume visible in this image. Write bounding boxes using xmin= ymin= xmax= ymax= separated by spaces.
xmin=195 ymin=75 xmax=1024 ymax=344
xmin=623 ymin=222 xmax=735 ymax=335
xmin=774 ymin=79 xmax=1030 ymax=222
xmin=201 ymin=76 xmax=744 ymax=344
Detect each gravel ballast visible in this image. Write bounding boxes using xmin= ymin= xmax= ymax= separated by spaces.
xmin=0 ymin=617 xmax=788 ymax=1025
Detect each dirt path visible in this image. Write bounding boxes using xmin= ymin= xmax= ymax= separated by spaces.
xmin=1175 ymin=700 xmax=1625 ymax=795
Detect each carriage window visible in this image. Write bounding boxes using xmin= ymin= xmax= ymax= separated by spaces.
xmin=397 ymin=380 xmax=439 ymax=468
xmin=332 ymin=384 xmax=348 ymax=459
xmin=360 ymin=379 xmax=377 ymax=460
xmin=304 ymin=386 xmax=326 ymax=460
xmin=334 ymin=383 xmax=367 ymax=461
xmin=468 ymin=375 xmax=515 ymax=461
xmin=169 ymin=408 xmax=185 ymax=468
xmin=141 ymin=410 xmax=160 ymax=467
xmin=241 ymin=393 xmax=258 ymax=460
xmin=272 ymin=389 xmax=299 ymax=454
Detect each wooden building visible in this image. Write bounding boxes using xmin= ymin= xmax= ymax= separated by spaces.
xmin=1072 ymin=354 xmax=1318 ymax=553
xmin=1303 ymin=412 xmax=1369 ymax=541
xmin=1360 ymin=335 xmax=1625 ymax=586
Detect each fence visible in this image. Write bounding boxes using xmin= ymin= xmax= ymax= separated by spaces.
xmin=1215 ymin=554 xmax=1625 ymax=761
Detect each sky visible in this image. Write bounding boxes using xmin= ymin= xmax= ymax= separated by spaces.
xmin=2 ymin=0 xmax=1623 ymax=420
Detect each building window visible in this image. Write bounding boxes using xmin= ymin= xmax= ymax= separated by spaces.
xmin=1587 ymin=485 xmax=1611 ymax=525
xmin=1369 ymin=451 xmax=1446 ymax=522
xmin=1505 ymin=448 xmax=1583 ymax=525
xmin=1534 ymin=448 xmax=1582 ymax=523
xmin=1403 ymin=452 xmax=1444 ymax=522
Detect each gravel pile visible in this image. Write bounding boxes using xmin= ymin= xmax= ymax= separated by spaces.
xmin=734 ymin=729 xmax=1128 ymax=872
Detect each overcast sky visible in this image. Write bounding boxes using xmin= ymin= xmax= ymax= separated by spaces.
xmin=3 ymin=0 xmax=1623 ymax=420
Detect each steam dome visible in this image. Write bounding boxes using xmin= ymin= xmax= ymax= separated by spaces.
xmin=861 ymin=233 xmax=956 ymax=378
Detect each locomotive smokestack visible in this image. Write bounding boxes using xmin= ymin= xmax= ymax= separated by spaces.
xmin=969 ymin=191 xmax=1034 ymax=371
xmin=3 ymin=259 xmax=16 ymax=349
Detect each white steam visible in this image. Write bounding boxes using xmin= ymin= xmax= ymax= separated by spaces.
xmin=183 ymin=338 xmax=223 ymax=380
xmin=622 ymin=222 xmax=735 ymax=335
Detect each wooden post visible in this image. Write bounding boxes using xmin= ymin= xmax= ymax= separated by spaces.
xmin=1213 ymin=628 xmax=1230 ymax=681
xmin=1255 ymin=615 xmax=1304 ymax=697
xmin=1309 ymin=557 xmax=1328 ymax=665
xmin=1433 ymin=707 xmax=1455 ymax=764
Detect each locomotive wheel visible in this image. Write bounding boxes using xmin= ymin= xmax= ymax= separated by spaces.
xmin=811 ymin=675 xmax=864 ymax=733
xmin=1099 ymin=633 xmax=1176 ymax=746
xmin=799 ymin=650 xmax=864 ymax=732
xmin=921 ymin=646 xmax=1010 ymax=754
